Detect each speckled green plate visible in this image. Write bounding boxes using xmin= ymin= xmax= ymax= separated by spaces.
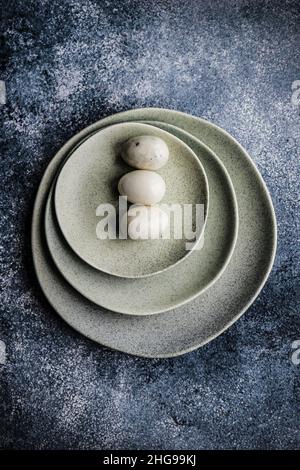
xmin=32 ymin=108 xmax=277 ymax=357
xmin=54 ymin=122 xmax=208 ymax=278
xmin=44 ymin=122 xmax=237 ymax=315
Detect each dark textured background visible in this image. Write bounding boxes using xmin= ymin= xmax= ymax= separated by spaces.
xmin=0 ymin=0 xmax=299 ymax=450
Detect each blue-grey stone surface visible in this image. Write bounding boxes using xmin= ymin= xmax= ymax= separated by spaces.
xmin=0 ymin=0 xmax=299 ymax=450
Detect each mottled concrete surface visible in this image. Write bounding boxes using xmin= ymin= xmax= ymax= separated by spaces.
xmin=0 ymin=0 xmax=299 ymax=450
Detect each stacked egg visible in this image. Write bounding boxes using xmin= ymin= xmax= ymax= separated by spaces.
xmin=118 ymin=136 xmax=169 ymax=240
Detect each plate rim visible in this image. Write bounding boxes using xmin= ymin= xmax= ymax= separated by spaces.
xmin=53 ymin=121 xmax=209 ymax=279
xmin=31 ymin=108 xmax=277 ymax=357
xmin=44 ymin=123 xmax=238 ymax=315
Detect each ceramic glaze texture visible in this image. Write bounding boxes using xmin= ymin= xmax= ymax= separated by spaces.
xmin=54 ymin=122 xmax=208 ymax=278
xmin=44 ymin=124 xmax=237 ymax=315
xmin=125 ymin=205 xmax=169 ymax=240
xmin=1 ymin=0 xmax=299 ymax=451
xmin=34 ymin=110 xmax=272 ymax=341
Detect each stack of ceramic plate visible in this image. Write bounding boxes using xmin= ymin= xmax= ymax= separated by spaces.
xmin=32 ymin=108 xmax=277 ymax=358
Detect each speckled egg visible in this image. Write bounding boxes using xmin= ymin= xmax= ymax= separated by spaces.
xmin=121 ymin=135 xmax=169 ymax=170
xmin=118 ymin=170 xmax=166 ymax=205
xmin=124 ymin=204 xmax=169 ymax=240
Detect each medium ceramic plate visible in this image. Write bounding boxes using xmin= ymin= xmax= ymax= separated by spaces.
xmin=54 ymin=122 xmax=208 ymax=278
xmin=44 ymin=124 xmax=238 ymax=315
xmin=32 ymin=108 xmax=276 ymax=358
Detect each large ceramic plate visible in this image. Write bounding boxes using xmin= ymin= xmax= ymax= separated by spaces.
xmin=54 ymin=122 xmax=209 ymax=278
xmin=32 ymin=108 xmax=277 ymax=358
xmin=44 ymin=123 xmax=238 ymax=315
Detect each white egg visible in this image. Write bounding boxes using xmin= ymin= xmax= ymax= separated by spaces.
xmin=121 ymin=135 xmax=169 ymax=170
xmin=118 ymin=170 xmax=166 ymax=205
xmin=124 ymin=205 xmax=169 ymax=240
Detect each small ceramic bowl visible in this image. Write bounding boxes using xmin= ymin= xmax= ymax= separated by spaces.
xmin=54 ymin=122 xmax=209 ymax=278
